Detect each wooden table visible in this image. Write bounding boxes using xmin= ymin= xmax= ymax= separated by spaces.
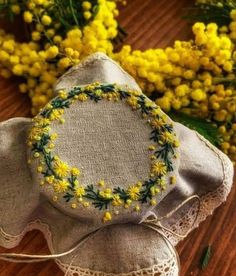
xmin=0 ymin=0 xmax=235 ymax=275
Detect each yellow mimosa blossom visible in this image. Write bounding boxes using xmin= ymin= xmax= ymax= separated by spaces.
xmin=150 ymin=186 xmax=160 ymax=196
xmin=148 ymin=145 xmax=156 ymax=151
xmin=49 ymin=109 xmax=64 ymax=120
xmin=54 ymin=160 xmax=69 ymax=177
xmin=46 ymin=46 xmax=59 ymax=59
xmin=151 ymin=162 xmax=167 ymax=177
xmin=35 ymin=117 xmax=50 ymax=126
xmin=112 ymin=194 xmax=123 ymax=206
xmin=82 ymin=1 xmax=92 ymax=10
xmin=45 ymin=175 xmax=55 ymax=184
xmin=77 ymin=93 xmax=88 ymax=102
xmin=98 ymin=180 xmax=105 ymax=187
xmin=161 ymin=132 xmax=174 ymax=143
xmin=52 ymin=195 xmax=58 ymax=202
xmin=71 ymin=167 xmax=81 ymax=176
xmin=41 ymin=14 xmax=52 ymax=26
xmin=150 ymin=118 xmax=165 ymax=128
xmin=150 ymin=199 xmax=157 ymax=206
xmin=83 ymin=201 xmax=90 ymax=207
xmin=127 ymin=185 xmax=140 ymax=200
xmin=37 ymin=166 xmax=43 ymax=172
xmin=99 ymin=188 xmax=113 ymax=199
xmin=28 ymin=126 xmax=48 ymax=141
xmin=75 ymin=186 xmax=86 ymax=197
xmin=54 ymin=179 xmax=69 ymax=193
xmin=136 ymin=181 xmax=142 ymax=188
xmin=126 ymin=95 xmax=138 ymax=108
xmin=71 ymin=203 xmax=77 ymax=209
xmin=170 ymin=175 xmax=176 ymax=184
xmin=23 ymin=11 xmax=33 ymax=23
xmin=103 ymin=211 xmax=112 ymax=222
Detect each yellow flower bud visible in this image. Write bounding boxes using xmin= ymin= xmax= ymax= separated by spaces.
xmin=103 ymin=211 xmax=112 ymax=222
xmin=83 ymin=11 xmax=92 ymax=20
xmin=41 ymin=15 xmax=52 ymax=26
xmin=11 ymin=5 xmax=20 ymax=14
xmin=23 ymin=11 xmax=33 ymax=23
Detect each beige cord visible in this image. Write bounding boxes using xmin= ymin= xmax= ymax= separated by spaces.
xmin=0 ymin=228 xmax=103 ymax=263
xmin=142 ymin=194 xmax=201 ymax=239
xmin=0 ymin=194 xmax=201 ymax=276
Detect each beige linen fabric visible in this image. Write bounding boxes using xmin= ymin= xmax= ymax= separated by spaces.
xmin=0 ymin=118 xmax=39 ymax=235
xmin=55 ymin=52 xmax=141 ymax=93
xmin=0 ymin=53 xmax=234 ymax=275
xmin=32 ymin=99 xmax=178 ymax=226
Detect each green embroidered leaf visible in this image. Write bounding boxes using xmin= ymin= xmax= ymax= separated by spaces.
xmin=84 ymin=185 xmax=112 ymax=210
xmin=51 ymin=98 xmax=70 ymax=109
xmin=139 ymin=179 xmax=157 ymax=203
xmin=113 ymin=187 xmax=129 ymax=202
xmin=63 ymin=193 xmax=74 ymax=202
xmin=68 ymin=175 xmax=77 ymax=191
xmin=213 ymin=77 xmax=236 ymax=88
xmin=168 ymin=111 xmax=221 ymax=146
xmin=86 ymin=91 xmax=102 ymax=102
xmin=118 ymin=89 xmax=130 ymax=99
xmin=200 ymin=245 xmax=212 ymax=270
xmin=155 ymin=143 xmax=174 ymax=171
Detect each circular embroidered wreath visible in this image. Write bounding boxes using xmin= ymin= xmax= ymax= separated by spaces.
xmin=28 ymin=83 xmax=179 ymax=222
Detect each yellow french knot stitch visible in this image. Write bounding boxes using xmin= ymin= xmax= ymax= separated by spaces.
xmin=28 ymin=83 xmax=179 ymax=222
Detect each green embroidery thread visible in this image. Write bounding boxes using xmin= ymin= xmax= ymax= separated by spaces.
xmin=28 ymin=83 xmax=179 ymax=222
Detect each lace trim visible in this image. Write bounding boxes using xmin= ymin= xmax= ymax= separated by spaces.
xmin=57 ymin=258 xmax=179 ymax=276
xmin=0 ymin=133 xmax=233 ymax=275
xmin=0 ymin=220 xmax=179 ymax=276
xmin=162 ymin=132 xmax=233 ymax=245
xmin=0 ymin=220 xmax=51 ymax=249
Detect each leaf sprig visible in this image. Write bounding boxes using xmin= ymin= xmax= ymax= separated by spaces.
xmin=200 ymin=245 xmax=212 ymax=270
xmin=184 ymin=1 xmax=236 ymax=26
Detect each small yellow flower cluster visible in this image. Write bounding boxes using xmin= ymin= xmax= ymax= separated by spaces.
xmin=151 ymin=162 xmax=167 ymax=177
xmin=0 ymin=0 xmax=118 ymax=115
xmin=28 ymin=123 xmax=49 ymax=143
xmin=229 ymin=9 xmax=236 ymax=39
xmin=113 ymin=21 xmax=236 ymax=163
xmin=99 ymin=188 xmax=113 ymax=199
xmin=75 ymin=186 xmax=86 ymax=197
xmin=54 ymin=159 xmax=69 ymax=178
xmin=112 ymin=194 xmax=123 ymax=206
xmin=54 ymin=179 xmax=69 ymax=193
xmin=103 ymin=211 xmax=112 ymax=222
xmin=127 ymin=184 xmax=141 ymax=200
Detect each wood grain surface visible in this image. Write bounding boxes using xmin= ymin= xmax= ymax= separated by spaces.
xmin=0 ymin=0 xmax=235 ymax=275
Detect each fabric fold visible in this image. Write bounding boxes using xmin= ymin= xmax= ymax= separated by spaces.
xmin=0 ymin=53 xmax=234 ymax=275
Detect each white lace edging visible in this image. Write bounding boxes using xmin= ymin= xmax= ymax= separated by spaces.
xmin=0 ymin=132 xmax=233 ymax=275
xmin=162 ymin=132 xmax=234 ymax=245
xmin=0 ymin=220 xmax=52 ymax=249
xmin=57 ymin=258 xmax=179 ymax=276
xmin=0 ymin=220 xmax=179 ymax=276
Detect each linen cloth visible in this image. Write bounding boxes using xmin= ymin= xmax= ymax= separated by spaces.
xmin=0 ymin=53 xmax=234 ymax=275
